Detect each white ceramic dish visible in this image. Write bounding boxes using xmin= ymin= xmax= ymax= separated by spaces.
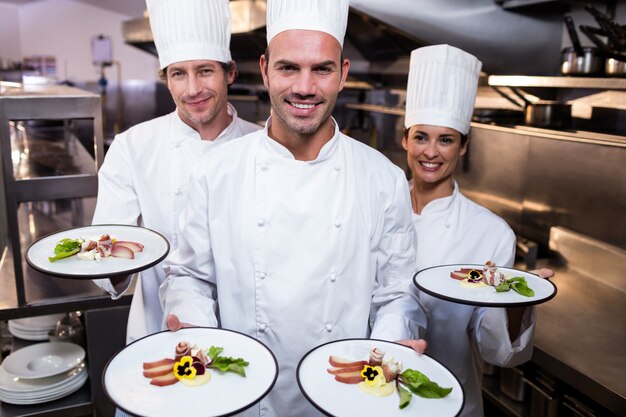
xmin=1 ymin=342 xmax=85 ymax=379
xmin=0 ymin=362 xmax=87 ymax=393
xmin=413 ymin=264 xmax=557 ymax=307
xmin=297 ymin=339 xmax=464 ymax=417
xmin=26 ymin=224 xmax=170 ymax=279
xmin=9 ymin=314 xmax=65 ymax=330
xmin=0 ymin=370 xmax=88 ymax=404
xmin=103 ymin=328 xmax=278 ymax=417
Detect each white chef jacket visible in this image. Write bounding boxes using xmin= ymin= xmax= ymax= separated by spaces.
xmin=160 ymin=118 xmax=427 ymax=417
xmin=411 ymin=181 xmax=535 ymax=417
xmin=92 ymin=104 xmax=260 ymax=343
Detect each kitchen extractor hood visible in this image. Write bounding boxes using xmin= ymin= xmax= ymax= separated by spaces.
xmin=122 ymin=0 xmax=425 ymax=87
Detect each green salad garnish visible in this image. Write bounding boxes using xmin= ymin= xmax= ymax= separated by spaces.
xmin=48 ymin=238 xmax=84 ymax=262
xmin=395 ymin=368 xmax=453 ymax=409
xmin=206 ymin=346 xmax=249 ymax=376
xmin=495 ymin=276 xmax=535 ymax=297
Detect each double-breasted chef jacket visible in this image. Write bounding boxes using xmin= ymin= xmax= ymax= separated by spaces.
xmin=160 ymin=118 xmax=427 ymax=417
xmin=92 ymin=104 xmax=260 ymax=343
xmin=411 ymin=181 xmax=536 ymax=417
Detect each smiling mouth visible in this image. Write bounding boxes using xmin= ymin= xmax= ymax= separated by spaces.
xmin=419 ymin=162 xmax=442 ymax=169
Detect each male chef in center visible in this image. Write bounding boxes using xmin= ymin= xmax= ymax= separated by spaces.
xmin=160 ymin=0 xmax=428 ymax=415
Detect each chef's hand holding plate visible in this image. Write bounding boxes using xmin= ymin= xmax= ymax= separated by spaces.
xmin=166 ymin=314 xmax=194 ymax=331
xmin=395 ymin=338 xmax=428 ymax=354
xmin=531 ymin=268 xmax=555 ymax=279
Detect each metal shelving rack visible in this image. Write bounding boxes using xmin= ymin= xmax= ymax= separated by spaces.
xmin=0 ymin=83 xmax=104 ymax=308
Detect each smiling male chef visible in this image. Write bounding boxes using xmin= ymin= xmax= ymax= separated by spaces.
xmin=91 ymin=0 xmax=259 ymax=346
xmin=159 ymin=0 xmax=427 ymax=416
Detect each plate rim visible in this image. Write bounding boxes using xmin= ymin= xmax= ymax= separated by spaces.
xmin=413 ymin=263 xmax=558 ymax=307
xmin=25 ymin=224 xmax=171 ymax=279
xmin=1 ymin=342 xmax=85 ymax=379
xmin=296 ymin=337 xmax=465 ymax=417
xmin=102 ymin=327 xmax=279 ymax=417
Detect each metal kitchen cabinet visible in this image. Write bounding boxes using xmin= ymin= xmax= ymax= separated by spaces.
xmin=0 ymin=83 xmax=104 ymax=312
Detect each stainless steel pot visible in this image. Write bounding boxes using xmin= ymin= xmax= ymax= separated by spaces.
xmin=560 ymin=46 xmax=605 ymax=76
xmin=524 ymin=100 xmax=572 ymax=129
xmin=561 ymin=16 xmax=604 ymax=76
xmin=605 ymin=57 xmax=626 ymax=77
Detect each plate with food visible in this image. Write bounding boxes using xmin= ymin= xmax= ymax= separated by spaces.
xmin=413 ymin=262 xmax=557 ymax=307
xmin=25 ymin=224 xmax=169 ymax=279
xmin=103 ymin=327 xmax=278 ymax=417
xmin=297 ymin=339 xmax=464 ymax=417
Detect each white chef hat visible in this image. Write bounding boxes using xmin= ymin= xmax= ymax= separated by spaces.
xmin=266 ymin=0 xmax=350 ymax=47
xmin=404 ymin=44 xmax=482 ymax=135
xmin=146 ymin=0 xmax=232 ymax=69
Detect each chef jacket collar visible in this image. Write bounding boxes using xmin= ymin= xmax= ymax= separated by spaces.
xmin=410 ymin=180 xmax=460 ymax=227
xmin=260 ymin=116 xmax=340 ymax=163
xmin=172 ymin=102 xmax=240 ymax=141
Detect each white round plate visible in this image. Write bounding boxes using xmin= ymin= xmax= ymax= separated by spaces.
xmin=0 ymin=363 xmax=87 ymax=393
xmin=297 ymin=339 xmax=464 ymax=417
xmin=0 ymin=371 xmax=88 ymax=405
xmin=103 ymin=328 xmax=278 ymax=417
xmin=9 ymin=314 xmax=65 ymax=330
xmin=413 ymin=264 xmax=557 ymax=307
xmin=25 ymin=224 xmax=170 ymax=279
xmin=1 ymin=342 xmax=85 ymax=379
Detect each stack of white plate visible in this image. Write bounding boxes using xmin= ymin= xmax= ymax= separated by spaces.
xmin=0 ymin=342 xmax=88 ymax=405
xmin=8 ymin=314 xmax=66 ymax=341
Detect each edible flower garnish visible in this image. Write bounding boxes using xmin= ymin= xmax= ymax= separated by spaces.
xmin=467 ymin=269 xmax=483 ymax=283
xmin=361 ymin=365 xmax=386 ymax=386
xmin=174 ymin=356 xmax=197 ymax=381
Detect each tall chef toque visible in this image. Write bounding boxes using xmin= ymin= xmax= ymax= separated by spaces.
xmin=405 ymin=44 xmax=482 ymax=135
xmin=146 ymin=0 xmax=232 ymax=69
xmin=266 ymin=0 xmax=350 ymax=47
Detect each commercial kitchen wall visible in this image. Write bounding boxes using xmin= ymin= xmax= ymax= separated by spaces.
xmin=0 ymin=3 xmax=21 ymax=65
xmin=0 ymin=0 xmax=158 ymax=83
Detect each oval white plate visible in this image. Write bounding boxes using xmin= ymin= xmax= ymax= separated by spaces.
xmin=297 ymin=339 xmax=464 ymax=417
xmin=26 ymin=224 xmax=170 ymax=279
xmin=103 ymin=328 xmax=278 ymax=417
xmin=2 ymin=342 xmax=85 ymax=379
xmin=413 ymin=264 xmax=557 ymax=307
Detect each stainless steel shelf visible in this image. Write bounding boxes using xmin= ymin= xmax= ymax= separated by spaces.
xmin=344 ymin=102 xmax=405 ymax=116
xmin=488 ymin=75 xmax=626 ymax=90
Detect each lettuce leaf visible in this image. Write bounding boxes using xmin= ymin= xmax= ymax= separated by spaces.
xmin=398 ymin=369 xmax=452 ymax=398
xmin=48 ymin=238 xmax=82 ymax=262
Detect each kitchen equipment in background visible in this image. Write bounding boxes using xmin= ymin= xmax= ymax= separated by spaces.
xmin=7 ymin=313 xmax=66 ymax=341
xmin=490 ymin=86 xmax=572 ymax=129
xmin=525 ymin=372 xmax=561 ymax=417
xmin=500 ymin=366 xmax=528 ymax=402
xmin=561 ymin=395 xmax=597 ymax=417
xmin=605 ymin=57 xmax=626 ymax=77
xmin=561 ymin=16 xmax=604 ymax=76
xmin=0 ymin=343 xmax=88 ymax=405
xmin=50 ymin=312 xmax=85 ymax=347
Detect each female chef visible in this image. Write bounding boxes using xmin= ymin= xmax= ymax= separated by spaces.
xmin=402 ymin=44 xmax=552 ymax=417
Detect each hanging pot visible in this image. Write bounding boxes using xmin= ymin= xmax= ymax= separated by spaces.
xmin=561 ymin=16 xmax=604 ymax=76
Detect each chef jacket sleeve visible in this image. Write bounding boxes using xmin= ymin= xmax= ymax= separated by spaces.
xmin=91 ymin=134 xmax=141 ymax=298
xmin=471 ymin=226 xmax=536 ymax=366
xmin=370 ymin=176 xmax=427 ymax=341
xmin=159 ymin=173 xmax=219 ymax=329
xmin=473 ymin=306 xmax=536 ymax=367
